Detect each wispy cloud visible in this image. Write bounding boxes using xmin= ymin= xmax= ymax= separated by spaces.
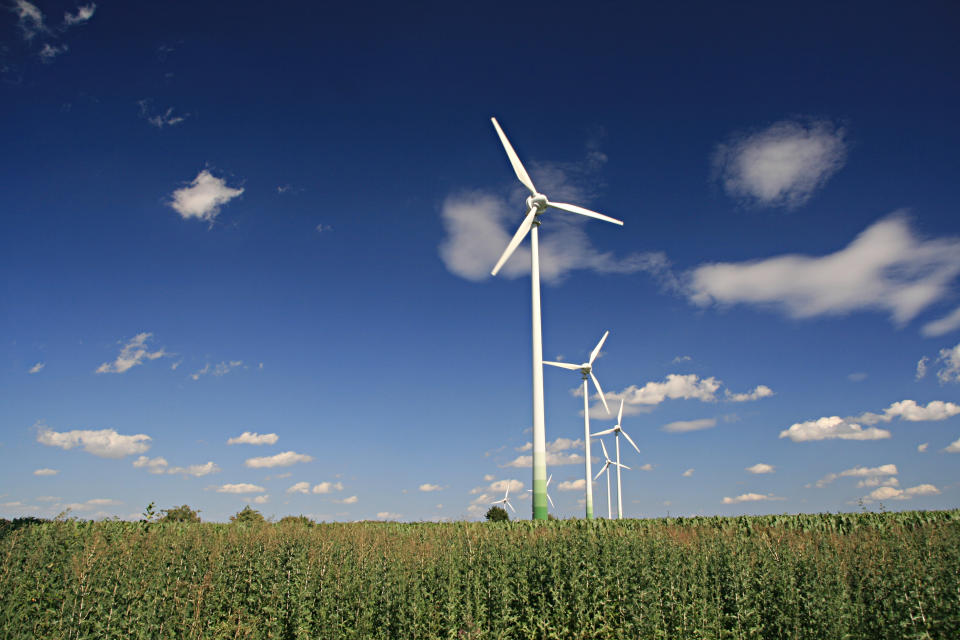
xmin=418 ymin=483 xmax=442 ymax=492
xmin=682 ymin=468 xmax=695 ymax=477
xmin=28 ymin=362 xmax=44 ymax=374
xmin=33 ymin=468 xmax=58 ymax=476
xmin=725 ymin=385 xmax=774 ymax=402
xmin=38 ymin=43 xmax=67 ymax=63
xmin=661 ymin=418 xmax=716 ymax=433
xmin=286 ymin=481 xmax=310 ymax=494
xmin=191 ymin=360 xmax=243 ymax=380
xmin=501 ymin=452 xmax=584 ymax=468
xmin=377 ymin=511 xmax=401 ymax=520
xmin=133 ymin=456 xmax=219 ymax=477
xmin=63 ymin=4 xmax=96 ymax=26
xmin=922 ymin=306 xmax=960 ymax=337
xmin=138 ymin=100 xmax=187 ymax=128
xmin=169 ymin=170 xmax=244 ymax=224
xmin=944 ymin=438 xmax=960 ymax=453
xmin=556 ymin=478 xmax=585 ymax=491
xmin=814 ymin=464 xmax=897 ymax=488
xmin=934 ymin=343 xmax=960 ymax=384
xmin=36 ymin=424 xmax=151 ymax=458
xmin=713 ymin=119 xmax=846 ymax=209
xmin=12 ymin=1 xmax=46 ymax=40
xmin=334 ymin=495 xmax=358 ymax=504
xmin=862 ymin=484 xmax=939 ymax=503
xmin=745 ymin=463 xmax=775 ymax=474
xmin=96 ymin=333 xmax=168 ymax=374
xmin=244 ymin=451 xmax=313 ymax=468
xmin=227 ymin=431 xmax=278 ymax=446
xmin=216 ymin=483 xmax=265 ymax=494
xmin=722 ymin=493 xmax=784 ymax=504
xmin=689 ymin=216 xmax=960 ymax=330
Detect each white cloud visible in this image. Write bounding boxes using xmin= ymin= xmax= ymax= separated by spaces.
xmin=13 ymin=1 xmax=46 ymax=40
xmin=779 ymin=416 xmax=891 ymax=442
xmin=638 ymin=463 xmax=654 ymax=471
xmin=33 ymin=468 xmax=58 ymax=476
xmin=916 ymin=357 xmax=929 ymax=380
xmin=713 ymin=119 xmax=846 ymax=208
xmin=133 ymin=456 xmax=219 ymax=477
xmin=689 ymin=216 xmax=960 ymax=329
xmin=848 ymin=372 xmax=868 ymax=382
xmin=191 ymin=360 xmax=243 ymax=380
xmin=922 ymin=306 xmax=960 ymax=337
xmin=29 ymin=362 xmax=44 ymax=374
xmin=65 ymin=498 xmax=121 ymax=511
xmin=96 ymin=333 xmax=167 ymax=374
xmin=918 ymin=442 xmax=929 ymax=453
xmin=725 ymin=385 xmax=774 ymax=402
xmin=682 ymin=468 xmax=694 ymax=477
xmin=557 ymin=478 xmax=585 ymax=491
xmin=286 ymin=482 xmax=310 ymax=494
xmin=311 ymin=481 xmax=344 ymax=494
xmin=63 ymin=4 xmax=96 ymax=26
xmin=438 ymin=191 xmax=671 ymax=284
xmin=251 ymin=495 xmax=270 ymax=504
xmin=745 ymin=463 xmax=775 ymax=474
xmin=169 ymin=170 xmax=243 ymax=223
xmin=376 ymin=511 xmax=401 ymax=519
xmin=856 ymin=477 xmax=899 ymax=489
xmin=853 ymin=399 xmax=960 ymax=425
xmin=502 ymin=452 xmax=584 ymax=468
xmin=936 ymin=343 xmax=960 ymax=384
xmin=722 ymin=493 xmax=784 ymax=504
xmin=516 ymin=437 xmax=584 ymax=453
xmin=216 ymin=483 xmax=265 ymax=494
xmin=244 ymin=451 xmax=312 ymax=468
xmin=227 ymin=431 xmax=278 ymax=446
xmin=605 ymin=374 xmax=721 ymax=414
xmin=470 ymin=479 xmax=524 ymax=496
xmin=418 ymin=483 xmax=442 ymax=492
xmin=944 ymin=438 xmax=960 ymax=453
xmin=815 ymin=464 xmax=898 ymax=488
xmin=138 ymin=101 xmax=187 ymax=128
xmin=673 ymin=355 xmax=692 ymax=363
xmin=661 ymin=418 xmax=716 ymax=433
xmin=37 ymin=425 xmax=151 ymax=458
xmin=335 ymin=495 xmax=358 ymax=504
xmin=863 ymin=484 xmax=939 ymax=503
xmin=38 ymin=42 xmax=67 ymax=62
xmin=483 ymin=474 xmax=495 ymax=482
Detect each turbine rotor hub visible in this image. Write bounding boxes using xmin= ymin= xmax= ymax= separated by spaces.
xmin=526 ymin=193 xmax=549 ymax=214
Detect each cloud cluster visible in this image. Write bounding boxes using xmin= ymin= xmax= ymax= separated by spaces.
xmin=244 ymin=451 xmax=312 ymax=468
xmin=12 ymin=1 xmax=95 ymax=62
xmin=922 ymin=307 xmax=960 ymax=337
xmin=814 ymin=464 xmax=898 ymax=488
xmin=852 ymin=399 xmax=960 ymax=425
xmin=557 ymin=478 xmax=585 ymax=491
xmin=191 ymin=360 xmax=243 ymax=380
xmin=689 ymin=216 xmax=960 ymax=330
xmin=170 ymin=170 xmax=244 ymax=224
xmin=661 ymin=418 xmax=716 ymax=433
xmin=713 ymin=119 xmax=846 ymax=208
xmin=137 ymin=100 xmax=187 ymax=128
xmin=96 ymin=333 xmax=168 ymax=374
xmin=862 ymin=484 xmax=939 ymax=503
xmin=227 ymin=431 xmax=278 ymax=446
xmin=722 ymin=493 xmax=783 ymax=504
xmin=133 ymin=456 xmax=220 ymax=477
xmin=216 ymin=483 xmax=265 ymax=494
xmin=745 ymin=463 xmax=775 ymax=474
xmin=725 ymin=385 xmax=774 ymax=402
xmin=780 ymin=399 xmax=958 ymax=442
xmin=36 ymin=425 xmax=151 ymax=458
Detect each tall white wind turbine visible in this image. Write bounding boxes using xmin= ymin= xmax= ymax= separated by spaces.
xmin=488 ymin=117 xmax=623 ymax=520
xmin=594 ymin=439 xmax=629 ymax=519
xmin=592 ymin=399 xmax=640 ymax=519
xmin=527 ymin=474 xmax=556 ymax=511
xmin=490 ymin=484 xmax=516 ymax=513
xmin=544 ymin=331 xmax=611 ymax=519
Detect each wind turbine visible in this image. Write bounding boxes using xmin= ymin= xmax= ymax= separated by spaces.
xmin=594 ymin=439 xmax=629 ymax=519
xmin=527 ymin=474 xmax=555 ymax=511
xmin=592 ymin=399 xmax=640 ymax=519
xmin=543 ymin=331 xmax=611 ymax=519
xmin=488 ymin=117 xmax=623 ymax=520
xmin=490 ymin=484 xmax=516 ymax=513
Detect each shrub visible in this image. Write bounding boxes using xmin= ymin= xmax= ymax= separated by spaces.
xmin=160 ymin=504 xmax=201 ymax=523
xmin=278 ymin=515 xmax=314 ymax=526
xmin=485 ymin=506 xmax=509 ymax=522
xmin=230 ymin=505 xmax=265 ymax=524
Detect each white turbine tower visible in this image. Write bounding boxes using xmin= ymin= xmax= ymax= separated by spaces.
xmin=543 ymin=331 xmax=611 ymax=519
xmin=488 ymin=117 xmax=623 ymax=520
xmin=527 ymin=474 xmax=556 ymax=511
xmin=594 ymin=439 xmax=629 ymax=519
xmin=592 ymin=399 xmax=640 ymax=519
xmin=490 ymin=483 xmax=516 ymax=513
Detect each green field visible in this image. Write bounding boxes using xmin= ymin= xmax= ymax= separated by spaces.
xmin=2 ymin=511 xmax=959 ymax=639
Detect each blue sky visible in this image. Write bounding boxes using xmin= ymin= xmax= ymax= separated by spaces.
xmin=2 ymin=0 xmax=959 ymax=522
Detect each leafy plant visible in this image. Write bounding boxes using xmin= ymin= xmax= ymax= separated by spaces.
xmin=160 ymin=504 xmax=201 ymax=523
xmin=230 ymin=505 xmax=265 ymax=524
xmin=485 ymin=506 xmax=509 ymax=522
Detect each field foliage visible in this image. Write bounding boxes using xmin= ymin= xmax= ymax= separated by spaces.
xmin=2 ymin=510 xmax=958 ymax=639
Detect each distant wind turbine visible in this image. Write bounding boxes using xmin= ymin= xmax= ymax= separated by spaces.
xmin=594 ymin=439 xmax=629 ymax=519
xmin=544 ymin=331 xmax=612 ymax=519
xmin=488 ymin=117 xmax=623 ymax=520
xmin=592 ymin=399 xmax=640 ymax=519
xmin=490 ymin=484 xmax=516 ymax=513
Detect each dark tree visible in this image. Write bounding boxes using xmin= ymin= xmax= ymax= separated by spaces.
xmin=485 ymin=506 xmax=509 ymax=522
xmin=160 ymin=505 xmax=201 ymax=523
xmin=230 ymin=506 xmax=265 ymax=524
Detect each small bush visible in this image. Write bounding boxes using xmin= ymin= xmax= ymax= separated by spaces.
xmin=160 ymin=504 xmax=201 ymax=523
xmin=485 ymin=506 xmax=509 ymax=522
xmin=230 ymin=505 xmax=265 ymax=524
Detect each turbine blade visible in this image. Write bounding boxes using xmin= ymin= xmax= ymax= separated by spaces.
xmin=543 ymin=361 xmax=581 ymax=370
xmin=491 ymin=207 xmax=536 ymax=277
xmin=547 ymin=201 xmax=623 ymax=226
xmin=599 ymin=439 xmax=609 ymax=460
xmin=547 ymin=493 xmax=555 ymax=509
xmin=490 ymin=117 xmax=537 ymax=195
xmin=506 ymin=501 xmax=516 ymax=513
xmin=591 ymin=372 xmax=610 ymax=414
xmin=546 ymin=474 xmax=553 ymax=487
xmin=594 ymin=466 xmax=606 ymax=481
xmin=592 ymin=427 xmax=616 ymax=437
xmin=618 ymin=463 xmax=631 ymax=471
xmin=617 ymin=398 xmax=624 ymax=425
xmin=589 ymin=331 xmax=609 ymax=365
xmin=621 ymin=429 xmax=641 ymax=454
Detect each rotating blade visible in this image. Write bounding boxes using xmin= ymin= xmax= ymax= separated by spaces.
xmin=594 ymin=463 xmax=608 ymax=481
xmin=599 ymin=439 xmax=610 ymax=460
xmin=589 ymin=331 xmax=609 ymax=365
xmin=543 ymin=361 xmax=581 ymax=370
xmin=590 ymin=371 xmax=610 ymax=414
xmin=506 ymin=500 xmax=516 ymax=513
xmin=592 ymin=427 xmax=616 ymax=437
xmin=547 ymin=201 xmax=623 ymax=225
xmin=491 ymin=117 xmax=537 ymax=195
xmin=621 ymin=429 xmax=641 ymax=455
xmin=617 ymin=398 xmax=624 ymax=425
xmin=491 ymin=207 xmax=536 ymax=276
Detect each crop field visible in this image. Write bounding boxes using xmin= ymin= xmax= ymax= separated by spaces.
xmin=2 ymin=511 xmax=959 ymax=639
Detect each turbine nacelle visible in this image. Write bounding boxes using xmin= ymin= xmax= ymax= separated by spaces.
xmin=525 ymin=193 xmax=549 ymax=215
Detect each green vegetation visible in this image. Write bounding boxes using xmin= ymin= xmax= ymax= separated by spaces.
xmin=229 ymin=505 xmax=265 ymax=524
xmin=485 ymin=505 xmax=510 ymax=522
xmin=1 ymin=511 xmax=958 ymax=639
xmin=160 ymin=504 xmax=201 ymax=523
